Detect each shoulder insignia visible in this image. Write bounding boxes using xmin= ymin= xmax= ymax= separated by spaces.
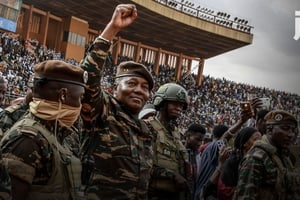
xmin=247 ymin=147 xmax=268 ymax=160
xmin=19 ymin=126 xmax=39 ymax=136
xmin=4 ymin=104 xmax=22 ymax=113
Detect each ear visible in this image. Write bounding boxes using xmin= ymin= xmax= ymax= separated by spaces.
xmin=113 ymin=83 xmax=118 ymax=97
xmin=59 ymin=88 xmax=68 ymax=103
xmin=113 ymin=82 xmax=118 ymax=90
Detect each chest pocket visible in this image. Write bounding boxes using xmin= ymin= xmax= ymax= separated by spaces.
xmin=151 ymin=120 xmax=180 ymax=172
xmin=157 ymin=133 xmax=180 ymax=171
xmin=95 ymin=115 xmax=132 ymax=157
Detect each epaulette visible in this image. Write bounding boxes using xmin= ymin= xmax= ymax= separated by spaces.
xmin=19 ymin=125 xmax=39 ymax=136
xmin=4 ymin=104 xmax=22 ymax=114
xmin=250 ymin=147 xmax=266 ymax=160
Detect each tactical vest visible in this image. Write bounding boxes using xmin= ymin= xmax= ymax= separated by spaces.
xmin=2 ymin=118 xmax=84 ymax=200
xmin=149 ymin=118 xmax=187 ymax=192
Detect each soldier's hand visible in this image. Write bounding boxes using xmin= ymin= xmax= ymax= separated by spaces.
xmin=101 ymin=4 xmax=137 ymax=40
xmin=219 ymin=146 xmax=232 ymax=165
xmin=173 ymin=172 xmax=188 ymax=191
xmin=110 ymin=4 xmax=137 ymax=29
xmin=240 ymin=108 xmax=253 ymax=123
xmin=250 ymin=97 xmax=263 ymax=116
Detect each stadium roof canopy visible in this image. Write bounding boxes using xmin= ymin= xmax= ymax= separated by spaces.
xmin=23 ymin=0 xmax=253 ymax=59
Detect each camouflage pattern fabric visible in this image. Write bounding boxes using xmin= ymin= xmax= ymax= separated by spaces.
xmin=0 ymin=150 xmax=11 ymax=200
xmin=144 ymin=117 xmax=189 ymax=200
xmin=0 ymin=113 xmax=81 ymax=195
xmin=234 ymin=135 xmax=300 ymax=200
xmin=80 ymin=37 xmax=154 ymax=199
xmin=0 ymin=102 xmax=28 ymax=139
xmin=290 ymin=144 xmax=300 ymax=167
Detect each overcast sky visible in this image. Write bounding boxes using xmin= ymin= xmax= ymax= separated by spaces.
xmin=190 ymin=0 xmax=300 ymax=95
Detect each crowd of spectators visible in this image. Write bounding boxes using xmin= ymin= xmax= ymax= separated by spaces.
xmin=1 ymin=31 xmax=299 ymax=134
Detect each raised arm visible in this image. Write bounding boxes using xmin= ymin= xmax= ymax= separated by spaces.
xmin=101 ymin=4 xmax=137 ymax=41
xmin=80 ymin=4 xmax=137 ymax=126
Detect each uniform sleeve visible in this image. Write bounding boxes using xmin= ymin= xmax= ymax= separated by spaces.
xmin=234 ymin=155 xmax=265 ymax=200
xmin=0 ymin=104 xmax=28 ymax=139
xmin=80 ymin=37 xmax=111 ymax=127
xmin=2 ymin=135 xmax=45 ymax=184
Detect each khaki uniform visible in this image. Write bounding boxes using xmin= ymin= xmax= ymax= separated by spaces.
xmin=145 ymin=117 xmax=188 ymax=200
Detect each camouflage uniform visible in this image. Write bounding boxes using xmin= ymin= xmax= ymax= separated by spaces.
xmin=0 ymin=149 xmax=11 ymax=200
xmin=234 ymin=135 xmax=300 ymax=200
xmin=80 ymin=37 xmax=154 ymax=199
xmin=0 ymin=102 xmax=28 ymax=139
xmin=143 ymin=83 xmax=190 ymax=200
xmin=145 ymin=117 xmax=189 ymax=200
xmin=0 ymin=113 xmax=82 ymax=200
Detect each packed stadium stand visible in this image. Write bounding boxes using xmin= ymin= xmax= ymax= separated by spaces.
xmin=0 ymin=0 xmax=299 ymax=144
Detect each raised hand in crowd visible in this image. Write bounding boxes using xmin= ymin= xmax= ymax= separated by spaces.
xmin=101 ymin=4 xmax=137 ymax=41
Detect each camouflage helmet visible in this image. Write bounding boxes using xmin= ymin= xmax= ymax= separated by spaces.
xmin=153 ymin=83 xmax=189 ymax=110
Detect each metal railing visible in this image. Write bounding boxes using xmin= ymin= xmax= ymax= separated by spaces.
xmin=153 ymin=0 xmax=253 ymax=33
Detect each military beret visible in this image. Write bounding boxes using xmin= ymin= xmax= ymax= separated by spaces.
xmin=33 ymin=60 xmax=88 ymax=87
xmin=115 ymin=61 xmax=154 ymax=91
xmin=264 ymin=110 xmax=297 ymax=126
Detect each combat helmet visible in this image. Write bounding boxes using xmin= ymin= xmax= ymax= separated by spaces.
xmin=153 ymin=83 xmax=189 ymax=110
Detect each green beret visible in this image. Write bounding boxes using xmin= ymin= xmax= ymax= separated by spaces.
xmin=264 ymin=110 xmax=297 ymax=126
xmin=33 ymin=60 xmax=88 ymax=87
xmin=116 ymin=61 xmax=154 ymax=91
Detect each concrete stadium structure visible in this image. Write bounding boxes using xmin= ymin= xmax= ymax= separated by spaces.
xmin=17 ymin=0 xmax=253 ymax=85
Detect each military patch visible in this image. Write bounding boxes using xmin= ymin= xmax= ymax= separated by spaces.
xmin=163 ymin=148 xmax=171 ymax=156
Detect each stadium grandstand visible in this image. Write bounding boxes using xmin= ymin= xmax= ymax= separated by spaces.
xmin=0 ymin=0 xmax=299 ymax=147
xmin=2 ymin=0 xmax=253 ymax=84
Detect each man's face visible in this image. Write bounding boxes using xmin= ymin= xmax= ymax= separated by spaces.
xmin=166 ymin=101 xmax=185 ymax=120
xmin=114 ymin=76 xmax=150 ymax=114
xmin=64 ymin=84 xmax=85 ymax=108
xmin=38 ymin=81 xmax=84 ymax=108
xmin=187 ymin=133 xmax=204 ymax=151
xmin=269 ymin=123 xmax=297 ymax=149
xmin=0 ymin=82 xmax=7 ymax=106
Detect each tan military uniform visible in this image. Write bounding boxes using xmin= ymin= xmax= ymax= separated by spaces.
xmin=146 ymin=117 xmax=188 ymax=199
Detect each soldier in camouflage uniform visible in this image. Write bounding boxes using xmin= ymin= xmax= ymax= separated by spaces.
xmin=143 ymin=83 xmax=190 ymax=200
xmin=0 ymin=60 xmax=86 ymax=200
xmin=0 ymin=92 xmax=32 ymax=139
xmin=79 ymin=4 xmax=154 ymax=200
xmin=234 ymin=110 xmax=300 ymax=200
